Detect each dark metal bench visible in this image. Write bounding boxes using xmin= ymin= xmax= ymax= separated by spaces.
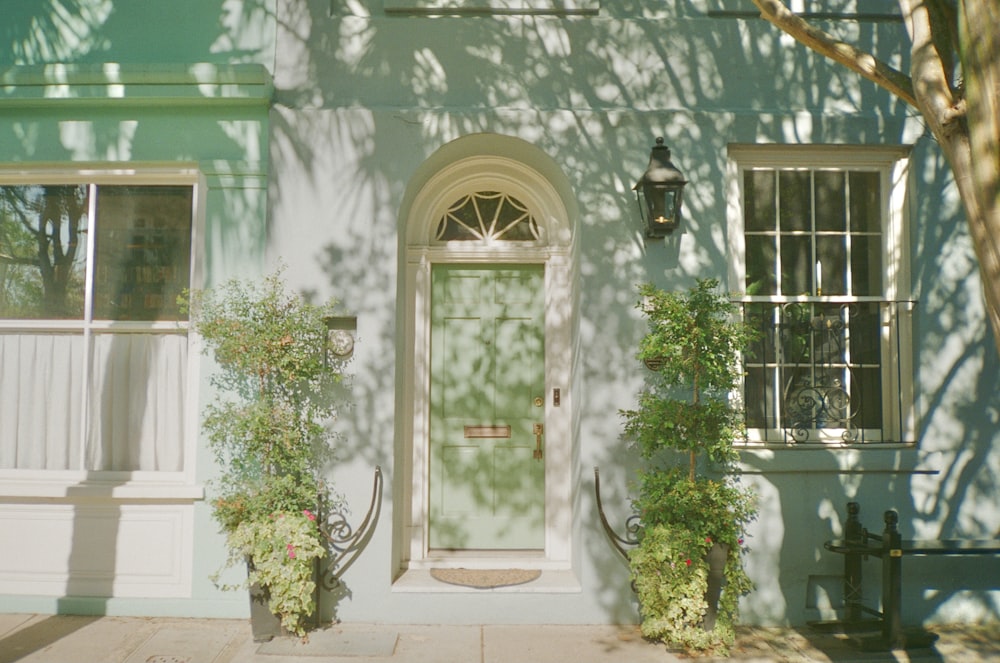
xmin=823 ymin=501 xmax=1000 ymax=650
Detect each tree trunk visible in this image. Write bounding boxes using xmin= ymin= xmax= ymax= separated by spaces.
xmin=957 ymin=0 xmax=1000 ymax=356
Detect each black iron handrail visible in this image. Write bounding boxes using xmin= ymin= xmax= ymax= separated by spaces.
xmin=318 ymin=465 xmax=383 ymax=591
xmin=594 ymin=466 xmax=640 ymax=562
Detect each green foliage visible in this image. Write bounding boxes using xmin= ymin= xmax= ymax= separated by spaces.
xmin=221 ymin=510 xmax=327 ymax=636
xmin=621 ymin=279 xmax=754 ymax=479
xmin=630 ymin=524 xmax=752 ymax=655
xmin=184 ymin=267 xmax=347 ymax=637
xmin=635 ymin=279 xmax=752 ymax=398
xmin=632 ymin=467 xmax=755 ymax=554
xmin=620 ymin=279 xmax=758 ymax=656
xmin=624 ymin=396 xmax=741 ymax=467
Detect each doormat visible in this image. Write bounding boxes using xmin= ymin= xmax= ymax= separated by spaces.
xmin=430 ymin=568 xmax=541 ymax=589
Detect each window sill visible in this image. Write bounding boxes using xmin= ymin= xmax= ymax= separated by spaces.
xmin=736 ymin=446 xmax=940 ymax=476
xmin=383 ymin=0 xmax=599 ymax=15
xmin=0 ymin=474 xmax=204 ymax=501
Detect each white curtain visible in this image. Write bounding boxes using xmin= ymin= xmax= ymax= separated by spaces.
xmin=88 ymin=333 xmax=187 ymax=472
xmin=0 ymin=331 xmax=186 ymax=472
xmin=0 ymin=333 xmax=84 ymax=470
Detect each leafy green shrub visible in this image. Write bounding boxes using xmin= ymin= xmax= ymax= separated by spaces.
xmin=184 ymin=268 xmax=347 ymax=637
xmin=620 ymin=279 xmax=757 ymax=656
xmin=630 ymin=523 xmax=751 ymax=654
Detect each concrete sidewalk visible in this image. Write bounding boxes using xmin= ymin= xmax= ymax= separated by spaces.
xmin=2 ymin=613 xmax=999 ymax=663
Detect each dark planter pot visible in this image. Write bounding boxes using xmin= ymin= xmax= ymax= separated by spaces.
xmin=248 ymin=580 xmax=282 ymax=643
xmin=246 ymin=558 xmax=322 ymax=642
xmin=703 ymin=542 xmax=729 ymax=631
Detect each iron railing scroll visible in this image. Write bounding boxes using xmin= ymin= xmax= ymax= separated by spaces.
xmin=594 ymin=466 xmax=640 ymax=562
xmin=742 ymin=300 xmax=914 ymax=445
xmin=318 ymin=465 xmax=383 ymax=591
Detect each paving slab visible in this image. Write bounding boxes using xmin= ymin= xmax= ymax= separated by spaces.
xmin=218 ymin=624 xmax=482 ymax=663
xmin=388 ymin=625 xmax=482 ymax=663
xmin=8 ymin=615 xmax=156 ymax=663
xmin=0 ymin=613 xmax=33 ymax=640
xmin=256 ymin=625 xmax=399 ymax=658
xmin=483 ymin=624 xmax=678 ymax=663
xmin=2 ymin=615 xmax=999 ymax=663
xmin=122 ymin=619 xmax=246 ymax=663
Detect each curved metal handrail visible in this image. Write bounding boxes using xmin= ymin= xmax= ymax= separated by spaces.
xmin=318 ymin=465 xmax=383 ymax=590
xmin=594 ymin=466 xmax=640 ymax=562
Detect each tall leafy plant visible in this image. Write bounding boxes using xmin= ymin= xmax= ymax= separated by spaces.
xmin=621 ymin=279 xmax=757 ymax=655
xmin=184 ymin=268 xmax=346 ymax=637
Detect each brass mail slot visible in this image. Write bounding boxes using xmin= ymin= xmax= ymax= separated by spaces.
xmin=464 ymin=425 xmax=511 ymax=439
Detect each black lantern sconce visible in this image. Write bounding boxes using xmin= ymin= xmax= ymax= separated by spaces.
xmin=323 ymin=315 xmax=357 ymax=363
xmin=633 ymin=137 xmax=688 ymax=238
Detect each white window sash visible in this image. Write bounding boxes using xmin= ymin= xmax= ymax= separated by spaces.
xmin=726 ymin=146 xmax=915 ymax=446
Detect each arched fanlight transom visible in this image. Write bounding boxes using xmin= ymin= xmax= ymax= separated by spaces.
xmin=434 ymin=191 xmax=540 ymax=242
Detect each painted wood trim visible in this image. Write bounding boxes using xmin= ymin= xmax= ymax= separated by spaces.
xmin=385 ymin=0 xmax=599 ymax=15
xmin=0 ymin=63 xmax=273 ymax=108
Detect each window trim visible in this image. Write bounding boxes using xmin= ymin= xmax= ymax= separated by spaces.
xmin=0 ymin=167 xmax=205 ymax=493
xmin=726 ymin=145 xmax=916 ymax=447
xmin=383 ymin=0 xmax=600 ymax=16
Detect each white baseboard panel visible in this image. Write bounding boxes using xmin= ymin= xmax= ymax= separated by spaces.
xmin=0 ymin=503 xmax=194 ymax=598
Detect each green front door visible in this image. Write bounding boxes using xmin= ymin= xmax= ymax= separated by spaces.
xmin=429 ymin=264 xmax=545 ymax=550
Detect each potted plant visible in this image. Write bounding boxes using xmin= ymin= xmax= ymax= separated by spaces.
xmin=183 ymin=268 xmax=347 ymax=640
xmin=620 ymin=278 xmax=757 ymax=655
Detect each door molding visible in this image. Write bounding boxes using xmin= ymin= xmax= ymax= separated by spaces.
xmin=400 ymin=140 xmax=575 ymax=569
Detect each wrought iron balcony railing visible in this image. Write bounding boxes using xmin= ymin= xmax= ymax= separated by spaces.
xmin=739 ymin=299 xmax=913 ymax=445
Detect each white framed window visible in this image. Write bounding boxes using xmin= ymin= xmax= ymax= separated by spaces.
xmin=727 ymin=146 xmax=914 ymax=446
xmin=0 ymin=171 xmax=202 ymax=483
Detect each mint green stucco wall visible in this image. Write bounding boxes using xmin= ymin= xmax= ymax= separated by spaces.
xmin=0 ymin=1 xmax=276 ymax=619
xmin=1 ymin=0 xmax=997 ymax=628
xmin=267 ymin=0 xmax=999 ymax=628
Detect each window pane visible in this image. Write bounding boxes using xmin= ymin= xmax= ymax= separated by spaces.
xmin=744 ymin=365 xmax=769 ymax=429
xmin=744 ymin=170 xmax=775 ymax=232
xmin=848 ymin=302 xmax=881 ymax=366
xmin=87 ymin=332 xmax=187 ymax=471
xmin=778 ymin=171 xmax=811 ymax=232
xmin=0 ymin=185 xmax=89 ymax=319
xmin=816 ymin=235 xmax=846 ymax=296
xmin=855 ymin=367 xmax=883 ymax=429
xmin=746 ymin=235 xmax=777 ymax=295
xmin=780 ymin=235 xmax=811 ymax=295
xmin=0 ymin=332 xmax=85 ymax=469
xmin=815 ymin=171 xmax=846 ymax=232
xmin=849 ymin=172 xmax=881 ymax=233
xmin=92 ymin=186 xmax=192 ymax=321
xmin=435 ymin=191 xmax=538 ymax=242
xmin=851 ymin=235 xmax=882 ymax=296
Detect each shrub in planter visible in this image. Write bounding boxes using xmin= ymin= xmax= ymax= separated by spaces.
xmin=184 ymin=268 xmax=347 ymax=638
xmin=621 ymin=279 xmax=757 ymax=656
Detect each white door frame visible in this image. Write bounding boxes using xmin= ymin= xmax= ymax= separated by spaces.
xmin=401 ymin=153 xmax=574 ymax=569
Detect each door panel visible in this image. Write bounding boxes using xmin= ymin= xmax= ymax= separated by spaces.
xmin=430 ymin=264 xmax=545 ymax=550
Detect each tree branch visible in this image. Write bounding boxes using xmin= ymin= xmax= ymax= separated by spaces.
xmin=750 ymin=0 xmax=918 ymax=107
xmin=899 ymin=0 xmax=965 ymax=132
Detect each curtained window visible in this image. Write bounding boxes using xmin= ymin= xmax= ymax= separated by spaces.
xmin=0 ymin=182 xmax=194 ymax=472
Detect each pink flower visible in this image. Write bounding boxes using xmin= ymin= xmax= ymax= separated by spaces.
xmin=287 ymin=544 xmax=296 ymax=559
xmin=303 ymin=509 xmax=316 ymax=521
xmin=685 ymin=559 xmax=692 ymax=566
xmin=705 ymin=537 xmax=712 ymax=544
xmin=738 ymin=538 xmax=744 ymax=545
